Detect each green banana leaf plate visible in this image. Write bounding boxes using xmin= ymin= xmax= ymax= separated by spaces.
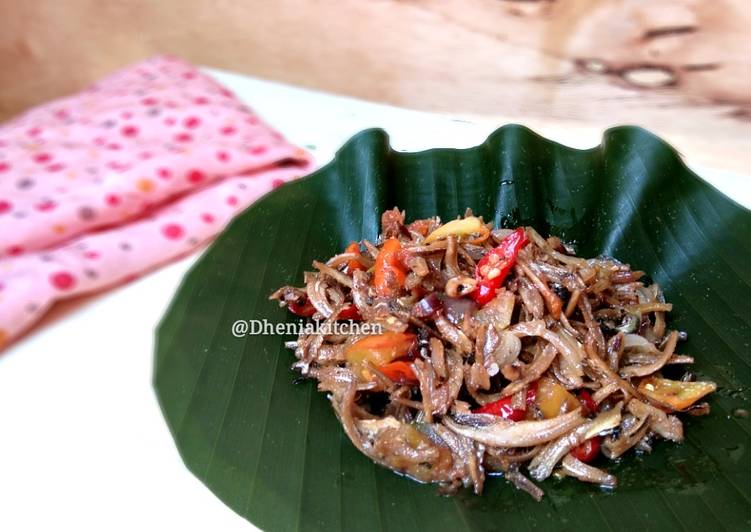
xmin=154 ymin=125 xmax=751 ymax=531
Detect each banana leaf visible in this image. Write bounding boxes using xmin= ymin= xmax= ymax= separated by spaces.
xmin=154 ymin=125 xmax=751 ymax=531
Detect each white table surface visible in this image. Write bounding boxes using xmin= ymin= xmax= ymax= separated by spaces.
xmin=1 ymin=67 xmax=749 ymax=532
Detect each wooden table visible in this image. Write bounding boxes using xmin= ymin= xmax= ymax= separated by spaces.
xmin=1 ymin=0 xmax=749 ymax=174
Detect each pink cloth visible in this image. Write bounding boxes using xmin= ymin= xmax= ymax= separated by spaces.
xmin=0 ymin=55 xmax=314 ymax=349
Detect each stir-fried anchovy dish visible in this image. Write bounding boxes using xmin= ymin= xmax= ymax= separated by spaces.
xmin=270 ymin=209 xmax=716 ymax=500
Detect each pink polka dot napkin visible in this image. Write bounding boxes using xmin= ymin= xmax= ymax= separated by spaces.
xmin=0 ymin=55 xmax=314 ymax=349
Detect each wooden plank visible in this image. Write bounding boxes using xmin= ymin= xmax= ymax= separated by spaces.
xmin=0 ymin=0 xmax=748 ymax=173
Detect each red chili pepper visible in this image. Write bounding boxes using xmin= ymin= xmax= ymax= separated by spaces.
xmin=337 ymin=304 xmax=362 ymax=321
xmin=378 ymin=361 xmax=418 ymax=385
xmin=345 ymin=242 xmax=366 ymax=273
xmin=471 ymin=228 xmax=529 ymax=306
xmin=473 ymin=397 xmax=526 ymax=421
xmin=287 ymin=297 xmax=316 ymax=317
xmin=472 ymin=281 xmax=497 ymax=307
xmin=374 ymin=238 xmax=407 ymax=297
xmin=571 ymin=437 xmax=601 ymax=463
xmin=578 ymin=390 xmax=597 ymax=415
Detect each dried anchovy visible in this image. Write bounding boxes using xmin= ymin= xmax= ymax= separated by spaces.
xmin=271 ymin=208 xmax=714 ymax=500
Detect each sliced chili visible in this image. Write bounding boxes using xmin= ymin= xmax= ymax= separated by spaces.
xmin=374 ymin=238 xmax=407 ymax=297
xmin=473 ymin=397 xmax=526 ymax=421
xmin=471 ymin=228 xmax=529 ymax=306
xmin=571 ymin=437 xmax=601 ymax=463
xmin=345 ymin=242 xmax=366 ymax=273
xmin=379 ymin=361 xmax=418 ymax=385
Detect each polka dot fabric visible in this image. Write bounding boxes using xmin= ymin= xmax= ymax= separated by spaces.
xmin=0 ymin=56 xmax=314 ymax=349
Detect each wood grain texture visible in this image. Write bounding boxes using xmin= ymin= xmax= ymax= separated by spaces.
xmin=0 ymin=0 xmax=749 ymax=173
